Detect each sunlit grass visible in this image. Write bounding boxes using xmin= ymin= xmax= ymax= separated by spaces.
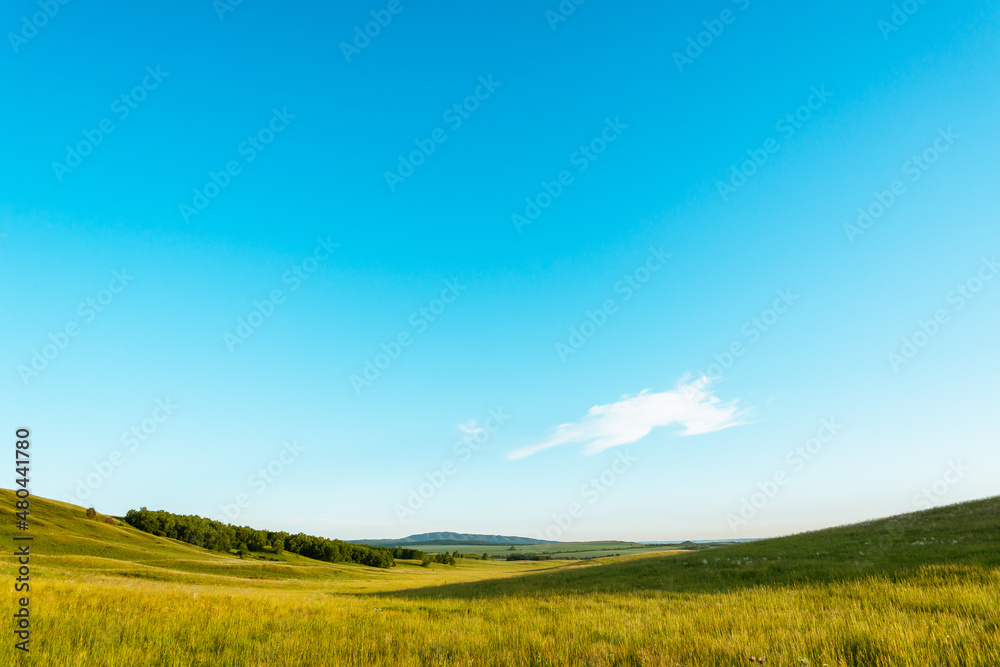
xmin=2 ymin=491 xmax=998 ymax=666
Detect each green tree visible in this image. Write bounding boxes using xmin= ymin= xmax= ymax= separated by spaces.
xmin=122 ymin=507 xmax=395 ymax=568
xmin=482 ymin=552 xmax=489 ymax=561
xmin=216 ymin=534 xmax=233 ymax=554
xmin=245 ymin=531 xmax=265 ymax=552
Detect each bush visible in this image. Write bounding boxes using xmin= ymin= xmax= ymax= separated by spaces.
xmin=86 ymin=507 xmax=97 ymax=519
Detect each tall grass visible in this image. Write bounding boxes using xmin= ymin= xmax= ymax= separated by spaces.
xmin=2 ymin=491 xmax=998 ymax=666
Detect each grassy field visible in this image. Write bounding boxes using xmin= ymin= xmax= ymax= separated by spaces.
xmin=404 ymin=540 xmax=699 ymax=559
xmin=2 ymin=490 xmax=998 ymax=666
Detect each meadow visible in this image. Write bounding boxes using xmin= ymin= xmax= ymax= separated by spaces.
xmin=391 ymin=540 xmax=699 ymax=559
xmin=1 ymin=490 xmax=998 ymax=666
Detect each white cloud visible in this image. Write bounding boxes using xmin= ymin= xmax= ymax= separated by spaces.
xmin=508 ymin=377 xmax=747 ymax=460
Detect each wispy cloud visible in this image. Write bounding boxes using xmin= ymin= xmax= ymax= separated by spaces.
xmin=508 ymin=377 xmax=747 ymax=460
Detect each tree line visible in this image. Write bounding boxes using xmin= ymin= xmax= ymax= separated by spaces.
xmin=504 ymin=552 xmax=552 ymax=561
xmin=123 ymin=507 xmax=423 ymax=569
xmin=419 ymin=551 xmax=493 ymax=566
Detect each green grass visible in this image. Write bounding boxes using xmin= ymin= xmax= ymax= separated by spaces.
xmin=412 ymin=540 xmax=686 ymax=559
xmin=392 ymin=496 xmax=1000 ymax=597
xmin=1 ymin=490 xmax=998 ymax=665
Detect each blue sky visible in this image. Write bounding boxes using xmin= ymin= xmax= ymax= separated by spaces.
xmin=2 ymin=0 xmax=999 ymax=541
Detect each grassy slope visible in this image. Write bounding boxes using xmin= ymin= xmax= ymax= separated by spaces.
xmin=0 ymin=492 xmax=368 ymax=587
xmin=0 ymin=490 xmax=572 ymax=590
xmin=395 ymin=495 xmax=1000 ymax=598
xmin=1 ymin=490 xmax=997 ymax=666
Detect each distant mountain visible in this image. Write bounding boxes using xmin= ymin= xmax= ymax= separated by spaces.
xmin=352 ymin=532 xmax=556 ymax=547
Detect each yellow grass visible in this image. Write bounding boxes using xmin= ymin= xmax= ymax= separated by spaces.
xmin=2 ymin=491 xmax=998 ymax=666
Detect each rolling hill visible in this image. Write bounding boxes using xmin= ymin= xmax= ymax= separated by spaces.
xmin=353 ymin=531 xmax=555 ymax=547
xmin=2 ymin=490 xmax=998 ymax=665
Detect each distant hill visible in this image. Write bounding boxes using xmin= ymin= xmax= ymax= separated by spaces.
xmin=353 ymin=532 xmax=556 ymax=547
